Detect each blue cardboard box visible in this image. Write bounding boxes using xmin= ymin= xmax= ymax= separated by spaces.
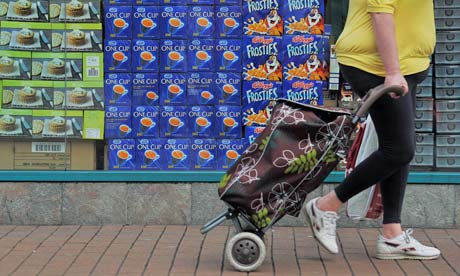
xmin=187 ymin=72 xmax=215 ymax=105
xmin=188 ymin=39 xmax=215 ymax=72
xmin=243 ymin=0 xmax=284 ymax=36
xmin=104 ymin=40 xmax=131 ymax=72
xmin=160 ymin=105 xmax=189 ymax=137
xmin=104 ymin=73 xmax=132 ymax=106
xmin=132 ymin=106 xmax=160 ymax=137
xmin=105 ymin=106 xmax=132 ymax=139
xmin=160 ymin=6 xmax=188 ymax=39
xmin=216 ymin=139 xmax=245 ymax=170
xmin=214 ymin=72 xmax=241 ymax=105
xmin=215 ymin=6 xmax=243 ymax=38
xmin=108 ymin=139 xmax=136 ymax=170
xmin=242 ymin=80 xmax=283 ymax=127
xmin=104 ymin=0 xmax=132 ymax=6
xmin=284 ymin=0 xmax=325 ymax=35
xmin=132 ymin=73 xmax=160 ymax=106
xmin=215 ymin=39 xmax=242 ymax=72
xmin=283 ymin=80 xmax=324 ymax=105
xmin=132 ymin=40 xmax=159 ymax=72
xmin=188 ymin=6 xmax=215 ymax=38
xmin=105 ymin=6 xmax=133 ymax=39
xmin=243 ymin=35 xmax=283 ymax=81
xmin=136 ymin=0 xmax=160 ymax=4
xmin=164 ymin=138 xmax=191 ymax=170
xmin=191 ymin=139 xmax=217 ymax=170
xmin=245 ymin=126 xmax=265 ymax=145
xmin=216 ymin=105 xmax=242 ymax=138
xmin=135 ymin=138 xmax=164 ymax=170
xmin=159 ymin=39 xmax=187 ymax=72
xmin=133 ymin=6 xmax=160 ymax=39
xmin=160 ymin=73 xmax=187 ymax=105
xmin=189 ymin=106 xmax=215 ymax=138
xmin=215 ymin=0 xmax=241 ymax=4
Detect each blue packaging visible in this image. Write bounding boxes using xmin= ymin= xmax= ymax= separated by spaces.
xmin=191 ymin=139 xmax=217 ymax=170
xmin=159 ymin=39 xmax=187 ymax=72
xmin=243 ymin=36 xmax=283 ymax=81
xmin=245 ymin=126 xmax=265 ymax=144
xmin=215 ymin=0 xmax=241 ymax=4
xmin=215 ymin=6 xmax=243 ymax=38
xmin=160 ymin=106 xmax=189 ymax=137
xmin=104 ymin=73 xmax=132 ymax=106
xmin=214 ymin=72 xmax=241 ymax=105
xmin=243 ymin=0 xmax=284 ymax=36
xmin=104 ymin=40 xmax=132 ymax=72
xmin=188 ymin=6 xmax=215 ymax=38
xmin=191 ymin=0 xmax=213 ymax=4
xmin=133 ymin=6 xmax=160 ymax=39
xmin=160 ymin=73 xmax=187 ymax=104
xmin=283 ymin=80 xmax=324 ymax=105
xmin=108 ymin=139 xmax=136 ymax=170
xmin=132 ymin=40 xmax=159 ymax=72
xmin=105 ymin=106 xmax=132 ymax=139
xmin=132 ymin=106 xmax=160 ymax=137
xmin=284 ymin=0 xmax=325 ymax=35
xmin=160 ymin=6 xmax=188 ymax=39
xmin=160 ymin=0 xmax=188 ymax=4
xmin=104 ymin=0 xmax=132 ymax=6
xmin=135 ymin=138 xmax=164 ymax=170
xmin=187 ymin=72 xmax=215 ymax=105
xmin=216 ymin=139 xmax=245 ymax=170
xmin=188 ymin=39 xmax=215 ymax=72
xmin=242 ymin=80 xmax=282 ymax=127
xmin=105 ymin=6 xmax=133 ymax=39
xmin=216 ymin=105 xmax=242 ymax=138
xmin=164 ymin=138 xmax=191 ymax=170
xmin=215 ymin=39 xmax=242 ymax=72
xmin=136 ymin=0 xmax=160 ymax=4
xmin=189 ymin=106 xmax=215 ymax=138
xmin=133 ymin=73 xmax=160 ymax=106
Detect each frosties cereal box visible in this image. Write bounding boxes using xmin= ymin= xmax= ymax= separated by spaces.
xmin=187 ymin=72 xmax=215 ymax=105
xmin=214 ymin=72 xmax=241 ymax=105
xmin=188 ymin=6 xmax=215 ymax=38
xmin=105 ymin=106 xmax=132 ymax=139
xmin=159 ymin=39 xmax=187 ymax=72
xmin=283 ymin=80 xmax=323 ymax=105
xmin=243 ymin=36 xmax=283 ymax=81
xmin=104 ymin=73 xmax=132 ymax=106
xmin=189 ymin=106 xmax=215 ymax=138
xmin=216 ymin=139 xmax=245 ymax=170
xmin=216 ymin=105 xmax=242 ymax=138
xmin=160 ymin=105 xmax=188 ymax=138
xmin=132 ymin=105 xmax=160 ymax=137
xmin=132 ymin=39 xmax=159 ymax=73
xmin=284 ymin=0 xmax=325 ymax=35
xmin=108 ymin=139 xmax=135 ymax=170
xmin=160 ymin=6 xmax=188 ymax=39
xmin=191 ymin=139 xmax=217 ymax=170
xmin=187 ymin=39 xmax=214 ymax=72
xmin=245 ymin=126 xmax=265 ymax=145
xmin=283 ymin=35 xmax=329 ymax=81
xmin=164 ymin=138 xmax=191 ymax=170
xmin=242 ymin=80 xmax=282 ymax=127
xmin=216 ymin=6 xmax=243 ymax=38
xmin=132 ymin=73 xmax=160 ymax=106
xmin=160 ymin=73 xmax=187 ymax=105
xmin=104 ymin=6 xmax=132 ymax=39
xmin=243 ymin=0 xmax=283 ymax=36
xmin=104 ymin=40 xmax=131 ymax=72
xmin=133 ymin=6 xmax=160 ymax=39
xmin=215 ymin=39 xmax=242 ymax=72
xmin=135 ymin=138 xmax=164 ymax=170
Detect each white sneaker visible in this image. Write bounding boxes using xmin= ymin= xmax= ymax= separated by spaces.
xmin=304 ymin=197 xmax=339 ymax=254
xmin=376 ymin=229 xmax=441 ymax=260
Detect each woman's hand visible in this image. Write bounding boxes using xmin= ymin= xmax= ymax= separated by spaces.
xmin=385 ymin=72 xmax=409 ymax=99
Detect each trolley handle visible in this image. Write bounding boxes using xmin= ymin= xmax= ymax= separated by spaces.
xmin=352 ymin=84 xmax=405 ymax=124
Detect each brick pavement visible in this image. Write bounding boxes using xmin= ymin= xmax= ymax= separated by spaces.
xmin=0 ymin=225 xmax=458 ymax=276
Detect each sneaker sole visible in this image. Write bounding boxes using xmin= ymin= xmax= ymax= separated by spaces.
xmin=303 ymin=203 xmax=338 ymax=255
xmin=375 ymin=253 xmax=440 ymax=260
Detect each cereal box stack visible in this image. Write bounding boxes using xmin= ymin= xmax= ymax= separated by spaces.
xmin=105 ymin=0 xmax=247 ymax=170
xmin=0 ymin=0 xmax=105 ymax=141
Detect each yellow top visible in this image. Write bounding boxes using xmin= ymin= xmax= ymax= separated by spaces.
xmin=335 ymin=0 xmax=435 ymax=76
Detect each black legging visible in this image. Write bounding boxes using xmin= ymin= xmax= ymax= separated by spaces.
xmin=335 ymin=64 xmax=429 ymax=224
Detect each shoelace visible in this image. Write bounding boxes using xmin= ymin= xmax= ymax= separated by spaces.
xmin=323 ymin=211 xmax=339 ymax=237
xmin=402 ymin=228 xmax=422 ymax=246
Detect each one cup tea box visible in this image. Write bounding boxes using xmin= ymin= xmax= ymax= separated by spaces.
xmin=104 ymin=73 xmax=132 ymax=106
xmin=136 ymin=0 xmax=160 ymax=5
xmin=160 ymin=105 xmax=188 ymax=138
xmin=187 ymin=39 xmax=214 ymax=72
xmin=159 ymin=73 xmax=186 ymax=105
xmin=214 ymin=39 xmax=242 ymax=72
xmin=216 ymin=138 xmax=245 ymax=170
xmin=0 ymin=21 xmax=52 ymax=52
xmin=132 ymin=105 xmax=160 ymax=137
xmin=31 ymin=52 xmax=83 ymax=81
xmin=104 ymin=0 xmax=131 ymax=6
xmin=53 ymin=80 xmax=105 ymax=111
xmin=159 ymin=6 xmax=188 ymax=39
xmin=0 ymin=109 xmax=33 ymax=138
xmin=132 ymin=39 xmax=159 ymax=73
xmin=187 ymin=6 xmax=214 ymax=38
xmin=187 ymin=72 xmax=214 ymax=105
xmin=135 ymin=138 xmax=164 ymax=170
xmin=242 ymin=36 xmax=283 ymax=81
xmin=83 ymin=110 xmax=104 ymax=139
xmin=215 ymin=6 xmax=242 ymax=38
xmin=214 ymin=72 xmax=241 ymax=105
xmin=216 ymin=0 xmax=242 ymax=4
xmin=284 ymin=0 xmax=325 ymax=35
xmin=133 ymin=6 xmax=160 ymax=39
xmin=159 ymin=39 xmax=187 ymax=72
xmin=0 ymin=50 xmax=32 ymax=81
xmin=189 ymin=105 xmax=215 ymax=138
xmin=243 ymin=0 xmax=284 ymax=36
xmin=104 ymin=39 xmax=131 ymax=73
xmin=283 ymin=80 xmax=323 ymax=105
xmin=132 ymin=73 xmax=160 ymax=106
xmin=244 ymin=126 xmax=265 ymax=145
xmin=1 ymin=80 xmax=52 ymax=110
xmin=190 ymin=0 xmax=213 ymax=4
xmin=104 ymin=105 xmax=132 ymax=139
xmin=164 ymin=138 xmax=191 ymax=170
xmin=216 ymin=105 xmax=242 ymax=138
xmin=104 ymin=6 xmax=132 ymax=39
xmin=108 ymin=139 xmax=135 ymax=170
xmin=191 ymin=139 xmax=217 ymax=170
xmin=242 ymin=80 xmax=283 ymax=127
xmin=32 ymin=110 xmax=83 ymax=139
xmin=160 ymin=0 xmax=189 ymax=4
xmin=0 ymin=0 xmax=49 ymax=22
xmin=52 ymin=23 xmax=103 ymax=53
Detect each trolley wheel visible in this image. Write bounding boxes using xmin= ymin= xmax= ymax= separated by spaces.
xmin=226 ymin=232 xmax=266 ymax=272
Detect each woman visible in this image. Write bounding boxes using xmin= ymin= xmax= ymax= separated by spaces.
xmin=305 ymin=0 xmax=441 ymax=259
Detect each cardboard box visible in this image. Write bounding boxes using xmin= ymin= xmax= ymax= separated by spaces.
xmin=83 ymin=110 xmax=104 ymax=139
xmin=0 ymin=108 xmax=33 ymax=138
xmin=32 ymin=109 xmax=84 ymax=139
xmin=2 ymin=80 xmax=53 ymax=110
xmin=54 ymin=80 xmax=104 ymax=110
xmin=0 ymin=0 xmax=49 ymax=22
xmin=50 ymin=0 xmax=102 ymax=23
xmin=52 ymin=23 xmax=103 ymax=52
xmin=1 ymin=21 xmax=52 ymax=52
xmin=0 ymin=50 xmax=32 ymax=80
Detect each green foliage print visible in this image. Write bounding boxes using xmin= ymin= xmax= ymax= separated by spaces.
xmin=258 ymin=137 xmax=269 ymax=151
xmin=251 ymin=207 xmax=272 ymax=228
xmin=284 ymin=149 xmax=318 ymax=175
xmin=325 ymin=149 xmax=337 ymax=164
xmin=219 ymin=173 xmax=232 ymax=189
